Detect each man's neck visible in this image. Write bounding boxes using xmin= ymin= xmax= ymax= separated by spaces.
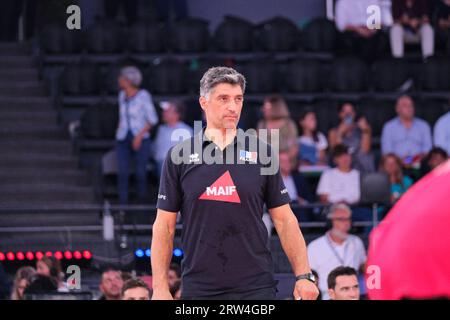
xmin=399 ymin=117 xmax=413 ymax=128
xmin=124 ymin=87 xmax=138 ymax=98
xmin=328 ymin=231 xmax=346 ymax=245
xmin=338 ymin=167 xmax=351 ymax=173
xmin=204 ymin=126 xmax=237 ymax=150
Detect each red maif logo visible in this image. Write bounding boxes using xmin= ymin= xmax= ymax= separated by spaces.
xmin=198 ymin=170 xmax=241 ymax=203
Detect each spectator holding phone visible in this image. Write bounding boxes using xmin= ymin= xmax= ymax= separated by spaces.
xmin=328 ymin=102 xmax=374 ymax=173
xmin=381 ymin=95 xmax=432 ymax=168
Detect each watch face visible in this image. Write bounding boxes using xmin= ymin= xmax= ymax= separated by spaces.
xmin=309 ymin=273 xmax=316 ymax=282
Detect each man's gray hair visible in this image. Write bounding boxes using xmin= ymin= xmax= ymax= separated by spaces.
xmin=120 ymin=66 xmax=143 ymax=87
xmin=199 ymin=66 xmax=246 ymax=98
xmin=327 ymin=203 xmax=352 ymax=219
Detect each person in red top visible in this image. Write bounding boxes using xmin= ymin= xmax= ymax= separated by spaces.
xmin=366 ymin=160 xmax=450 ymax=299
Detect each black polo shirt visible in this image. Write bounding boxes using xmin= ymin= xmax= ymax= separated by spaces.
xmin=156 ymin=129 xmax=291 ymax=297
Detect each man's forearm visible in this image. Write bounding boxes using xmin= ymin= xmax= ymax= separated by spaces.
xmin=275 ymin=213 xmax=311 ymax=276
xmin=151 ymin=219 xmax=175 ymax=291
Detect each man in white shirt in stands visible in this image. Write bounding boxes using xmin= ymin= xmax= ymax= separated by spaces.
xmin=307 ymin=204 xmax=367 ymax=300
xmin=317 ymin=144 xmax=360 ymax=205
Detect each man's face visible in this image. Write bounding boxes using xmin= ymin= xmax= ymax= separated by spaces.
xmin=100 ymin=271 xmax=124 ymax=300
xmin=334 ymin=153 xmax=352 ymax=171
xmin=36 ymin=261 xmax=50 ymax=277
xmin=168 ymin=269 xmax=179 ymax=288
xmin=17 ymin=278 xmax=28 ymax=299
xmin=339 ymin=104 xmax=356 ymax=121
xmin=429 ymin=153 xmax=447 ymax=169
xmin=199 ymin=83 xmax=243 ymax=130
xmin=329 ymin=275 xmax=360 ymax=300
xmin=122 ymin=287 xmax=150 ymax=300
xmin=118 ymin=75 xmax=131 ymax=90
xmin=279 ymin=152 xmax=292 ymax=176
xmin=331 ymin=209 xmax=352 ymax=234
xmin=162 ymin=105 xmax=179 ymax=125
xmin=396 ymin=97 xmax=415 ymax=120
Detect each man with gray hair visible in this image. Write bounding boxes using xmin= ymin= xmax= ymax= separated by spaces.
xmin=307 ymin=203 xmax=366 ymax=299
xmin=151 ymin=67 xmax=319 ymax=300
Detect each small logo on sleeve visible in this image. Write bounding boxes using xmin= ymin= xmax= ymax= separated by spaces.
xmin=158 ymin=194 xmax=167 ymax=200
xmin=280 ymin=188 xmax=288 ymax=195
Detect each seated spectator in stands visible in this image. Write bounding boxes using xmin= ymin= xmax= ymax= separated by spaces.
xmin=170 ymin=280 xmax=182 ymax=300
xmin=153 ymin=100 xmax=193 ymax=177
xmin=427 ymin=147 xmax=448 ymax=170
xmin=279 ymin=150 xmax=315 ymax=221
xmin=329 ymin=102 xmax=374 ymax=173
xmin=297 ymin=109 xmax=328 ymax=167
xmin=379 ymin=153 xmax=414 ymax=203
xmin=257 ymin=95 xmax=298 ymax=161
xmin=327 ymin=266 xmax=360 ymax=300
xmin=116 ymin=66 xmax=159 ymax=205
xmin=433 ymin=102 xmax=450 ymax=155
xmin=307 ymin=204 xmax=366 ymax=300
xmin=390 ymin=0 xmax=435 ymax=59
xmin=99 ymin=269 xmax=124 ymax=300
xmin=11 ymin=266 xmax=36 ymax=300
xmin=335 ymin=0 xmax=387 ymax=62
xmin=381 ymin=95 xmax=432 ymax=167
xmin=280 ymin=151 xmax=314 ymax=206
xmin=168 ymin=263 xmax=181 ymax=289
xmin=121 ymin=278 xmax=151 ymax=300
xmin=433 ymin=0 xmax=450 ymax=53
xmin=317 ymin=145 xmax=360 ymax=205
xmin=23 ymin=274 xmax=58 ymax=298
xmin=36 ymin=257 xmax=67 ymax=292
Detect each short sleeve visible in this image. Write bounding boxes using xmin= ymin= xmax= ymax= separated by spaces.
xmin=263 ymin=149 xmax=291 ymax=209
xmin=316 ymin=170 xmax=331 ymax=196
xmin=156 ymin=147 xmax=182 ymax=212
xmin=142 ymin=91 xmax=159 ymax=126
xmin=317 ymin=132 xmax=328 ymax=150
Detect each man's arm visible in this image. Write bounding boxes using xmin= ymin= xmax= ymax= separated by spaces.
xmin=150 ymin=209 xmax=178 ymax=300
xmin=269 ymin=204 xmax=319 ymax=300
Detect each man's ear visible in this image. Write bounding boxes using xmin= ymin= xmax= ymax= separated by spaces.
xmin=199 ymin=96 xmax=207 ymax=112
xmin=328 ymin=289 xmax=335 ymax=300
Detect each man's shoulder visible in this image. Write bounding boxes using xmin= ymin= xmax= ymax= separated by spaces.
xmin=308 ymin=235 xmax=327 ymax=250
xmin=435 ymin=112 xmax=450 ymax=128
xmin=414 ymin=117 xmax=431 ymax=129
xmin=348 ymin=234 xmax=365 ymax=247
xmin=383 ymin=117 xmax=399 ymax=129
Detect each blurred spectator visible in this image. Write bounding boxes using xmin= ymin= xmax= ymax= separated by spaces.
xmin=170 ymin=280 xmax=182 ymax=300
xmin=390 ymin=0 xmax=434 ymax=58
xmin=381 ymin=95 xmax=432 ymax=167
xmin=307 ymin=204 xmax=366 ymax=300
xmin=121 ymin=278 xmax=151 ymax=300
xmin=297 ymin=109 xmax=328 ymax=166
xmin=329 ymin=102 xmax=374 ymax=173
xmin=121 ymin=271 xmax=133 ymax=283
xmin=433 ymin=102 xmax=450 ymax=154
xmin=317 ymin=145 xmax=361 ymax=205
xmin=116 ymin=66 xmax=159 ymax=205
xmin=153 ymin=100 xmax=193 ymax=177
xmin=327 ymin=266 xmax=360 ymax=300
xmin=257 ymin=95 xmax=298 ymax=161
xmin=335 ymin=0 xmax=388 ymax=62
xmin=379 ymin=153 xmax=414 ymax=202
xmin=23 ymin=275 xmax=58 ymax=297
xmin=427 ymin=147 xmax=448 ymax=170
xmin=168 ymin=263 xmax=181 ymax=288
xmin=36 ymin=257 xmax=67 ymax=292
xmin=11 ymin=266 xmax=36 ymax=300
xmin=279 ymin=151 xmax=314 ymax=206
xmin=433 ymin=0 xmax=450 ymax=53
xmin=99 ymin=269 xmax=124 ymax=300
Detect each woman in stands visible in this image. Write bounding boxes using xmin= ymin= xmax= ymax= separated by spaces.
xmin=257 ymin=95 xmax=298 ymax=161
xmin=36 ymin=256 xmax=68 ymax=292
xmin=379 ymin=153 xmax=414 ymax=203
xmin=328 ymin=102 xmax=374 ymax=173
xmin=297 ymin=109 xmax=328 ymax=167
xmin=11 ymin=266 xmax=36 ymax=300
xmin=115 ymin=66 xmax=159 ymax=205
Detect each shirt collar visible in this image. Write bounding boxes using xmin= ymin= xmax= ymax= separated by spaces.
xmin=196 ymin=126 xmax=244 ymax=149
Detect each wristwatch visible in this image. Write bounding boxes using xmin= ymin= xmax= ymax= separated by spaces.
xmin=295 ymin=273 xmax=316 ymax=284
